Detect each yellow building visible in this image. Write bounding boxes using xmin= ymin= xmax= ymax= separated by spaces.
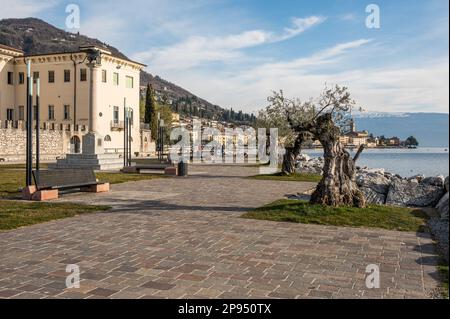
xmin=0 ymin=44 xmax=145 ymax=156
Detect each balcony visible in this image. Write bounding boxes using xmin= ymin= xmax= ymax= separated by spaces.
xmin=110 ymin=120 xmax=125 ymax=130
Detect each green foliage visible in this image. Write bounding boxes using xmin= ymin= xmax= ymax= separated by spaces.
xmin=144 ymin=83 xmax=157 ymax=126
xmin=257 ymin=90 xmax=315 ymax=147
xmin=405 ymin=135 xmax=419 ymax=147
xmin=160 ymin=103 xmax=174 ymax=145
xmin=139 ymin=98 xmax=145 ymax=121
xmin=242 ymin=199 xmax=429 ymax=232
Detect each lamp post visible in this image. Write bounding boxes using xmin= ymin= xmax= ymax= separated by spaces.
xmin=123 ymin=100 xmax=127 ymax=167
xmin=36 ymin=78 xmax=40 ymax=171
xmin=123 ymin=98 xmax=132 ymax=167
xmin=159 ymin=119 xmax=165 ymax=161
xmin=25 ymin=60 xmax=33 ymax=186
xmin=128 ymin=108 xmax=132 ymax=165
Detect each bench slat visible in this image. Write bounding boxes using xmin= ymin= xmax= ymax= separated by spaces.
xmin=33 ymin=169 xmax=98 ymax=191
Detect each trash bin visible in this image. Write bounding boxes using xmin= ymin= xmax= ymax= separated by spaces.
xmin=178 ymin=161 xmax=188 ymax=177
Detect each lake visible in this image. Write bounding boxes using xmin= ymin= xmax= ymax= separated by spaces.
xmin=303 ymin=147 xmax=449 ymax=178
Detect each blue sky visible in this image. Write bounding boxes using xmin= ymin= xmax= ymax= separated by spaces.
xmin=1 ymin=0 xmax=448 ymax=113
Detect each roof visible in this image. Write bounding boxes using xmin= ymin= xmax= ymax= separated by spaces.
xmin=21 ymin=49 xmax=146 ymax=68
xmin=0 ymin=43 xmax=24 ymax=54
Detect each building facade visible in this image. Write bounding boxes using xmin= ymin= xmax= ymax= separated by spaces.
xmin=0 ymin=44 xmax=145 ymax=158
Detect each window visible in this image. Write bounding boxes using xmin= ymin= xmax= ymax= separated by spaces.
xmin=7 ymin=72 xmax=13 ymax=85
xmin=18 ymin=106 xmax=25 ymax=121
xmin=104 ymin=135 xmax=111 ymax=142
xmin=33 ymin=71 xmax=39 ymax=84
xmin=19 ymin=72 xmax=25 ymax=84
xmin=125 ymin=76 xmax=134 ymax=89
xmin=48 ymin=105 xmax=55 ymax=120
xmin=113 ymin=106 xmax=119 ymax=123
xmin=64 ymin=105 xmax=70 ymax=120
xmin=48 ymin=70 xmax=55 ymax=83
xmin=6 ymin=109 xmax=14 ymax=121
xmin=80 ymin=68 xmax=87 ymax=81
xmin=102 ymin=70 xmax=107 ymax=83
xmin=113 ymin=72 xmax=119 ymax=86
xmin=64 ymin=69 xmax=71 ymax=82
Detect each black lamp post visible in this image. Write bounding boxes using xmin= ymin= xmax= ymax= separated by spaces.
xmin=25 ymin=60 xmax=33 ymax=186
xmin=36 ymin=78 xmax=40 ymax=171
xmin=123 ymin=100 xmax=132 ymax=167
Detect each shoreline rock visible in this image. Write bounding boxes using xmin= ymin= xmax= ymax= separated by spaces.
xmin=296 ymin=154 xmax=449 ymax=218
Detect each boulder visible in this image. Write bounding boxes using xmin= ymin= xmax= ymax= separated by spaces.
xmin=356 ymin=172 xmax=391 ymax=194
xmin=386 ymin=179 xmax=445 ymax=207
xmin=408 ymin=174 xmax=425 ymax=182
xmin=445 ymin=176 xmax=449 ymax=192
xmin=356 ymin=172 xmax=391 ymax=205
xmin=422 ymin=175 xmax=445 ymax=188
xmin=436 ymin=192 xmax=449 ymax=220
xmin=360 ymin=187 xmax=387 ymax=205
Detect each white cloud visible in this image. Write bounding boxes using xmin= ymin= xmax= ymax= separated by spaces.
xmin=155 ymin=39 xmax=448 ymax=114
xmin=132 ymin=16 xmax=325 ymax=70
xmin=0 ymin=0 xmax=58 ymax=19
xmin=340 ymin=13 xmax=357 ymax=21
xmin=247 ymin=39 xmax=372 ymax=75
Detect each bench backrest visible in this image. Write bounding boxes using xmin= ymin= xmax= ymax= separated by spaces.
xmin=132 ymin=158 xmax=172 ymax=165
xmin=33 ymin=169 xmax=97 ymax=190
xmin=135 ymin=163 xmax=173 ymax=170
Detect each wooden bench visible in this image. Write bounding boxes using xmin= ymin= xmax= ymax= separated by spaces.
xmin=22 ymin=169 xmax=109 ymax=201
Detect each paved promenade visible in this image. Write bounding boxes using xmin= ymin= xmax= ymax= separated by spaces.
xmin=0 ymin=165 xmax=441 ymax=299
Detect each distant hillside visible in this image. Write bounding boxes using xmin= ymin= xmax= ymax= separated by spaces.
xmin=354 ymin=112 xmax=449 ymax=147
xmin=0 ymin=17 xmax=252 ymax=122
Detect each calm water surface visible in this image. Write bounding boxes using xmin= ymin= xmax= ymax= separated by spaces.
xmin=303 ymin=147 xmax=449 ymax=177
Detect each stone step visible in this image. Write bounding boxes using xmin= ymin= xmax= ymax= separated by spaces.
xmin=48 ymin=162 xmax=124 ymax=171
xmin=57 ymin=158 xmax=124 ymax=165
xmin=64 ymin=154 xmax=122 ymax=160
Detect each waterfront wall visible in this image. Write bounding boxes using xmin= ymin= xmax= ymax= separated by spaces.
xmin=0 ymin=121 xmax=155 ymax=162
xmin=0 ymin=121 xmax=72 ymax=161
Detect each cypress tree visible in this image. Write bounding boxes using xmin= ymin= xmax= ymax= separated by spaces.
xmin=144 ymin=83 xmax=156 ymax=125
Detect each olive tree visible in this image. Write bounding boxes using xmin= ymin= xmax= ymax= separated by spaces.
xmin=289 ymin=85 xmax=366 ymax=208
xmin=256 ymin=90 xmax=314 ymax=175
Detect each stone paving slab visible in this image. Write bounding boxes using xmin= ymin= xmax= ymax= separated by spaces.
xmin=0 ymin=165 xmax=441 ymax=299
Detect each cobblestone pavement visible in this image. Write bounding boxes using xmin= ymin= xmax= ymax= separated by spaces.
xmin=0 ymin=165 xmax=441 ymax=299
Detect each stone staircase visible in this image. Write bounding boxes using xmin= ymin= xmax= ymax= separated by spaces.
xmin=48 ymin=153 xmax=124 ymax=171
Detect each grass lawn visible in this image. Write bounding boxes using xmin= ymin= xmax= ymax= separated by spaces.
xmin=0 ymin=164 xmax=164 ymax=198
xmin=0 ymin=168 xmax=25 ymax=198
xmin=242 ymin=199 xmax=429 ymax=232
xmin=249 ymin=172 xmax=322 ymax=183
xmin=438 ymin=263 xmax=449 ymax=299
xmin=0 ymin=200 xmax=110 ymax=230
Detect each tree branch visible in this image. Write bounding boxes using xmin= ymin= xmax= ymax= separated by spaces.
xmin=353 ymin=144 xmax=365 ymax=162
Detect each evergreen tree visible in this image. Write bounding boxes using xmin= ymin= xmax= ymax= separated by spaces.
xmin=144 ymin=84 xmax=159 ymax=141
xmin=144 ymin=83 xmax=157 ymax=125
xmin=405 ymin=136 xmax=419 ymax=147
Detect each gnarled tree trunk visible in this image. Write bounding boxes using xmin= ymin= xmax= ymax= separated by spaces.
xmin=309 ymin=114 xmax=366 ymax=208
xmin=281 ymin=147 xmax=297 ymax=175
xmin=281 ymin=134 xmax=305 ymax=175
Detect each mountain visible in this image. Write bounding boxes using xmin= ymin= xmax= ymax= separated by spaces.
xmin=0 ymin=17 xmax=251 ymax=122
xmin=354 ymin=112 xmax=449 ymax=147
